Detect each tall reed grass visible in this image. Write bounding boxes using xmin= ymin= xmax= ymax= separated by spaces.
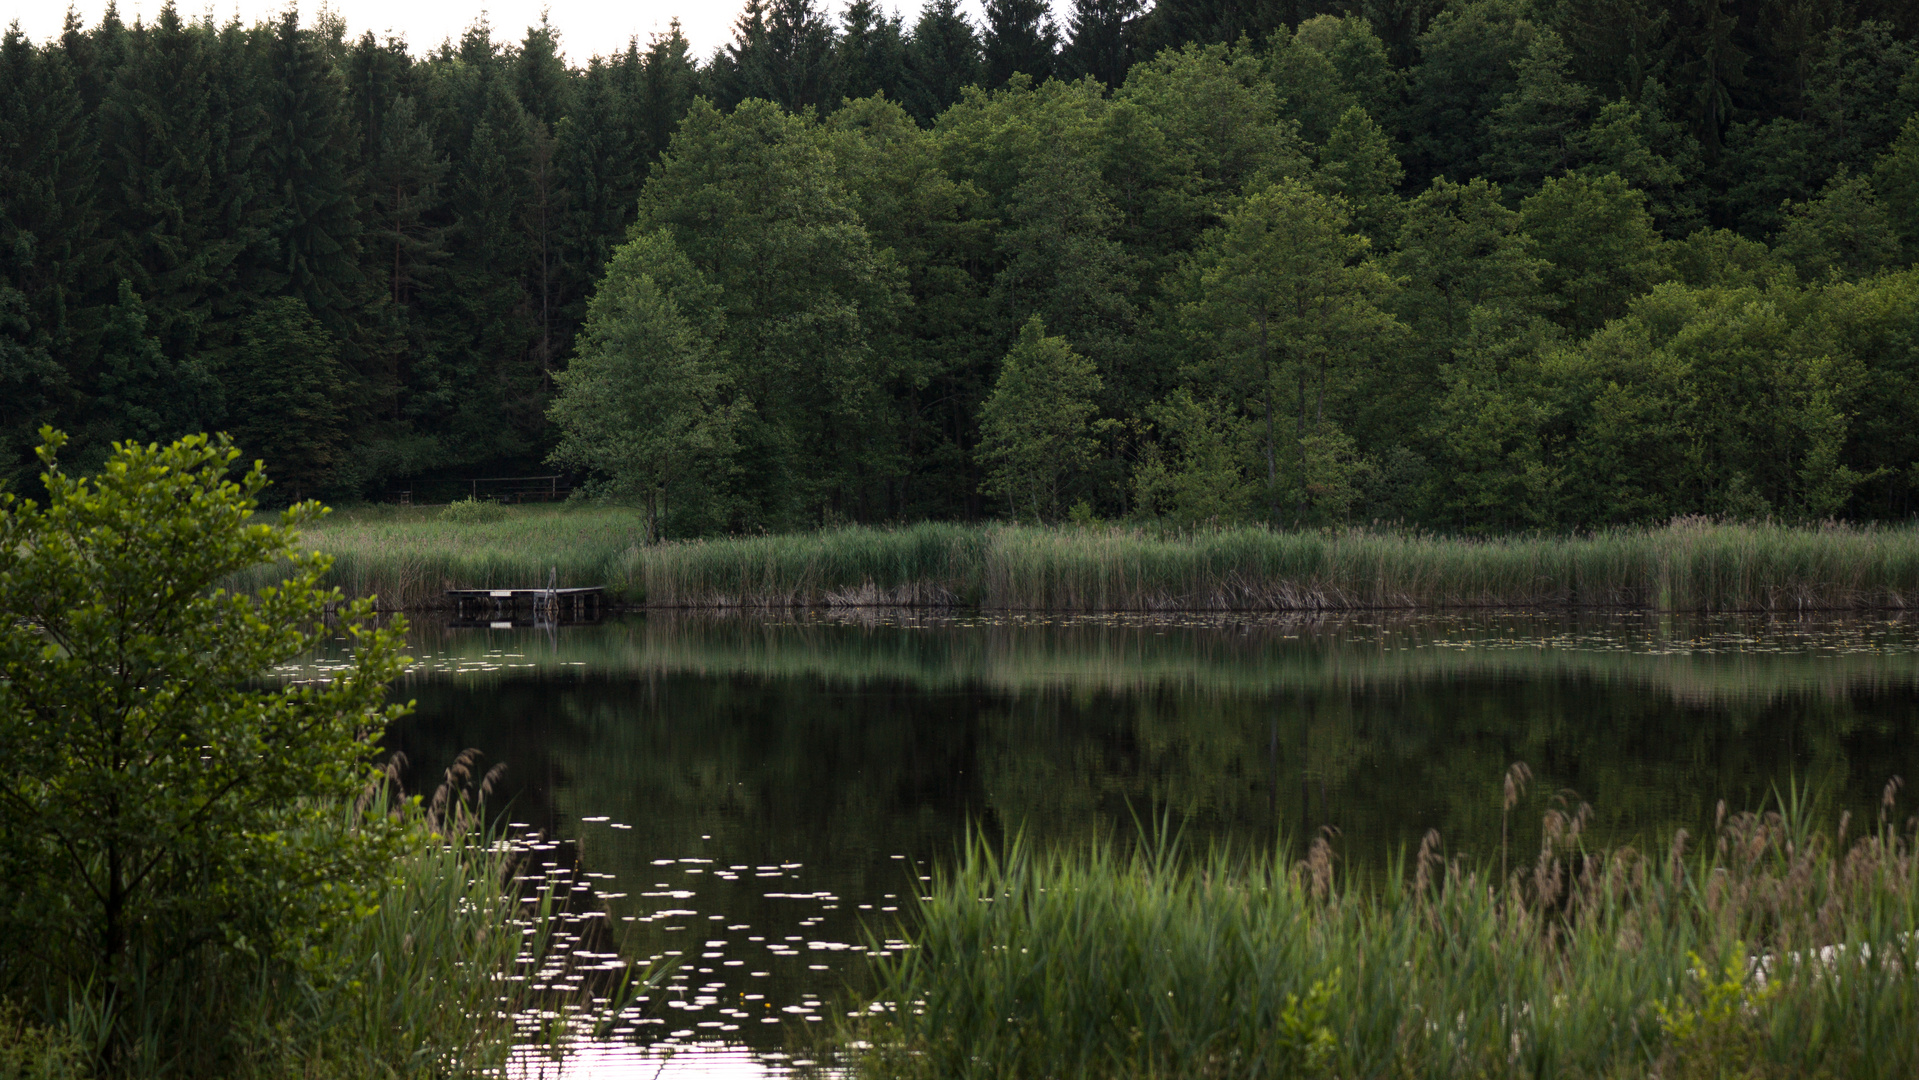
xmin=842 ymin=780 xmax=1919 ymax=1079
xmin=635 ymin=519 xmax=1919 ymax=612
xmin=243 ymin=506 xmax=1919 ymax=611
xmin=225 ymin=504 xmax=649 ymax=610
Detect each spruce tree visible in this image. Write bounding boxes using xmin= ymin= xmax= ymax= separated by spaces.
xmin=640 ymin=22 xmax=700 ymax=158
xmin=904 ymin=0 xmax=981 ymax=124
xmin=714 ymin=0 xmax=770 ymax=108
xmin=96 ymin=3 xmax=239 ymax=361
xmin=982 ymin=0 xmax=1059 ymax=87
xmin=1059 ymin=0 xmax=1143 ymax=89
xmin=513 ymin=14 xmax=571 ymax=128
xmin=1133 ymin=0 xmax=1287 ymax=56
xmin=761 ymin=0 xmax=839 ymax=112
xmin=220 ymin=296 xmax=349 ymax=497
xmin=90 ymin=280 xmax=222 ymax=454
xmin=0 ymin=29 xmax=103 ymax=375
xmin=258 ymin=9 xmax=363 ymax=325
xmin=0 ymin=287 xmax=64 ymax=483
xmin=556 ymin=59 xmax=641 ymax=350
xmin=62 ymin=3 xmax=128 ymax=114
xmin=838 ymin=1 xmax=910 ymax=102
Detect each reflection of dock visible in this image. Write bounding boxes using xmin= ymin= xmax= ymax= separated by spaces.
xmin=446 ymin=585 xmax=604 ymax=624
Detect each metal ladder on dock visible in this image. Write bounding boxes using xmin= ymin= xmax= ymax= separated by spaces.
xmin=531 ymin=567 xmax=558 ymax=623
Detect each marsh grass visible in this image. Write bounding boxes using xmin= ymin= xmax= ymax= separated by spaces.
xmin=240 ymin=509 xmax=1919 ymax=611
xmin=840 ymin=780 xmax=1919 ymax=1079
xmin=626 ymin=518 xmax=1919 ymax=611
xmin=226 ymin=504 xmax=650 ymax=610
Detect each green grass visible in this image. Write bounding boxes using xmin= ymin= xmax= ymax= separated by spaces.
xmin=240 ymin=506 xmax=1919 ymax=611
xmin=838 ymin=785 xmax=1919 ymax=1079
xmin=227 ymin=503 xmax=650 ymax=610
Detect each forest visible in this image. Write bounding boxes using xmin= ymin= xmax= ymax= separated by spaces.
xmin=3 ymin=0 xmax=1919 ymax=533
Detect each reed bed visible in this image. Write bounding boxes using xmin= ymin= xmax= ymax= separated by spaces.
xmin=840 ymin=781 xmax=1919 ymax=1079
xmin=226 ymin=504 xmax=650 ymax=609
xmin=244 ymin=507 xmax=1919 ymax=611
xmin=633 ymin=519 xmax=1919 ymax=611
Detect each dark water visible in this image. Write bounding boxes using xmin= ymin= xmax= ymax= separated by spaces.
xmin=312 ymin=610 xmax=1919 ymax=1076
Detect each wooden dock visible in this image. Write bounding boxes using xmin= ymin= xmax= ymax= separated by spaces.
xmin=446 ymin=585 xmax=605 ymax=621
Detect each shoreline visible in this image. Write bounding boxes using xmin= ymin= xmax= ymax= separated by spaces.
xmin=230 ymin=510 xmax=1919 ymax=614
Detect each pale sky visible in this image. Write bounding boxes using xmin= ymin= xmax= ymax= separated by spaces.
xmin=5 ymin=0 xmax=1018 ymax=62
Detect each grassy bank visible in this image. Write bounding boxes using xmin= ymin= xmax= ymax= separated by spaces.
xmin=247 ymin=508 xmax=1919 ymax=611
xmin=839 ymin=786 xmax=1919 ymax=1079
xmin=224 ymin=503 xmax=649 ymax=610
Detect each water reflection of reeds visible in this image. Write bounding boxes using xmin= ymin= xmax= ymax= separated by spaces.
xmin=310 ymin=611 xmax=1919 ymax=708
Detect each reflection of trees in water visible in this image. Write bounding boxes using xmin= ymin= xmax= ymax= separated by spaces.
xmin=390 ymin=634 xmax=1917 ymax=887
xmin=974 ymin=676 xmax=1887 ymax=872
xmin=374 ymin=609 xmax=1919 ymax=713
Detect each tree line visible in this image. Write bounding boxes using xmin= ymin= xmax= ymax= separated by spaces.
xmin=4 ymin=0 xmax=1919 ymax=531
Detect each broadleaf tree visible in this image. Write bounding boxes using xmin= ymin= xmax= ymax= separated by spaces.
xmin=0 ymin=430 xmax=411 ymax=1057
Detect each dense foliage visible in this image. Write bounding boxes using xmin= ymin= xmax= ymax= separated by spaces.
xmin=5 ymin=0 xmax=1919 ymax=530
xmin=0 ymin=431 xmax=412 ymax=1069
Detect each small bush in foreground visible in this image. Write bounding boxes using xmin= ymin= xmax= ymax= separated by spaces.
xmin=0 ymin=1001 xmax=87 ymax=1080
xmin=841 ymin=780 xmax=1919 ymax=1079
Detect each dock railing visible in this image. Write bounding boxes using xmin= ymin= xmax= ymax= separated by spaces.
xmin=388 ymin=475 xmax=572 ymax=505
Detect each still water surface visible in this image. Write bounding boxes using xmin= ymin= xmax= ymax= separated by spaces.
xmin=342 ymin=610 xmax=1919 ymax=1076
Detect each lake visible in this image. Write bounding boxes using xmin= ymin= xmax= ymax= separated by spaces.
xmin=322 ymin=610 xmax=1919 ymax=1076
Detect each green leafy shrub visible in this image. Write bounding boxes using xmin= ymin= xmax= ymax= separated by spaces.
xmin=1654 ymin=951 xmax=1785 ymax=1080
xmin=439 ymin=496 xmax=513 ymax=524
xmin=0 ymin=1002 xmax=87 ymax=1080
xmin=0 ymin=429 xmax=409 ymax=1069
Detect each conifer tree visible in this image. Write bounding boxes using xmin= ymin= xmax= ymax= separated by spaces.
xmin=838 ymin=1 xmax=910 ymax=102
xmin=555 ymin=58 xmax=642 ymax=346
xmin=1059 ymin=0 xmax=1143 ymax=88
xmin=61 ymin=3 xmax=128 ymax=113
xmin=904 ymin=0 xmax=982 ymax=124
xmin=982 ymin=0 xmax=1059 ymax=87
xmin=0 ymin=29 xmax=103 ymax=373
xmin=90 ymin=280 xmax=221 ymax=454
xmin=220 ymin=296 xmax=349 ymax=497
xmin=1315 ymin=106 xmax=1405 ymax=244
xmin=258 ymin=9 xmax=363 ymax=325
xmin=0 ymin=287 xmax=64 ymax=482
xmin=764 ymin=0 xmax=840 ymax=111
xmin=722 ymin=0 xmax=836 ymax=112
xmin=1134 ymin=0 xmax=1286 ymax=55
xmin=1480 ymin=29 xmax=1593 ymax=197
xmin=640 ymin=22 xmax=700 ymax=158
xmin=96 ymin=4 xmax=235 ymax=359
xmin=513 ymin=14 xmax=571 ymax=127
